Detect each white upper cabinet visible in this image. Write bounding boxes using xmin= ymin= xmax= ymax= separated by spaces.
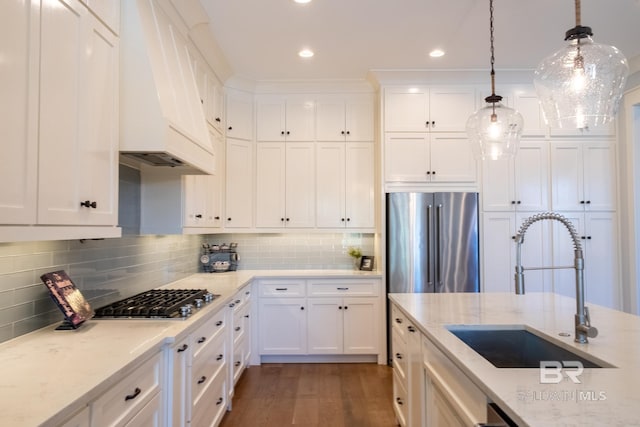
xmin=256 ymin=95 xmax=315 ymax=142
xmin=38 ymin=0 xmax=118 ymax=226
xmin=193 ymin=57 xmax=225 ymax=133
xmin=316 ymin=142 xmax=374 ymax=229
xmin=512 ymin=88 xmax=548 ymax=137
xmin=256 ymin=142 xmax=315 ymax=228
xmin=0 ymin=0 xmax=38 ymax=224
xmin=385 ymin=133 xmax=477 ymax=183
xmin=226 ymin=88 xmax=253 ymax=141
xmin=225 ymin=138 xmax=253 ymax=228
xmin=384 ymin=86 xmax=476 ymax=132
xmin=316 ymin=94 xmax=374 ymax=142
xmin=550 ymin=141 xmax=617 ymax=212
xmin=482 ymin=141 xmax=549 ymax=212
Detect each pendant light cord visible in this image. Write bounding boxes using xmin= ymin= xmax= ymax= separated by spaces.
xmin=575 ymin=0 xmax=581 ymax=27
xmin=489 ymin=0 xmax=496 ymax=97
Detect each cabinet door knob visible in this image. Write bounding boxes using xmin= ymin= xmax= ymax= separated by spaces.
xmin=215 ymin=216 xmax=220 ymax=220
xmin=431 ymin=121 xmax=436 ymax=127
xmin=339 ymin=306 xmax=343 ymax=310
xmin=341 ymin=130 xmax=345 ymax=135
xmin=227 ymin=217 xmax=232 ymax=221
xmin=346 ymin=130 xmax=350 ymax=135
xmin=286 ymin=218 xmax=290 ymax=221
xmin=426 ymin=171 xmax=431 ymax=175
xmin=587 ymin=236 xmax=592 ymax=240
xmin=511 ymin=201 xmax=516 ymax=204
xmin=346 ymin=218 xmax=351 ymax=222
xmin=228 ymin=126 xmax=233 ymax=130
xmin=195 ymin=214 xmax=203 ymax=218
xmin=586 ymin=200 xmax=591 ymax=204
xmin=300 ymin=306 xmax=305 ymax=310
xmin=281 ymin=218 xmax=285 ymax=222
xmin=344 ymin=306 xmax=348 ymax=310
xmin=580 ymin=200 xmax=585 ymax=204
xmin=286 ymin=131 xmax=290 ymax=135
xmin=341 ymin=218 xmax=345 ymax=222
xmin=431 ymin=171 xmax=436 ymax=175
xmin=517 ymin=201 xmax=521 ymax=204
xmin=215 ymin=117 xmax=221 ymax=122
xmin=281 ymin=131 xmax=285 ymax=135
xmin=425 ymin=121 xmax=429 ymax=128
xmin=80 ymin=200 xmax=97 ymax=208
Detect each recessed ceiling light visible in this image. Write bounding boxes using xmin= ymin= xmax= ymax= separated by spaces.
xmin=294 ymin=0 xmax=312 ymax=3
xmin=429 ymin=49 xmax=445 ymax=58
xmin=298 ymin=48 xmax=314 ymax=58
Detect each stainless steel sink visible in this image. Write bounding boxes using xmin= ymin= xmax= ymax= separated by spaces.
xmin=446 ymin=326 xmax=613 ymax=368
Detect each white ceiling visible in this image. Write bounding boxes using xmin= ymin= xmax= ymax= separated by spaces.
xmin=199 ymin=0 xmax=640 ymax=83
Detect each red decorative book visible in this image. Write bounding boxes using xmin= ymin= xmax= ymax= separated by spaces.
xmin=40 ymin=270 xmax=94 ymax=329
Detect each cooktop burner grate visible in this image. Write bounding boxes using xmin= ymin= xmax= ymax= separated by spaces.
xmin=94 ymin=289 xmax=218 ymax=319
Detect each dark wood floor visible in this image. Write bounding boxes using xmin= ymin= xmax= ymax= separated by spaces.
xmin=219 ymin=363 xmax=398 ymax=427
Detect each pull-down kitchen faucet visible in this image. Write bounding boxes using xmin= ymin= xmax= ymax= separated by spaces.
xmin=514 ymin=212 xmax=598 ymax=344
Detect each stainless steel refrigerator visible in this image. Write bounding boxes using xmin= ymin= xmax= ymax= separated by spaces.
xmin=386 ymin=192 xmax=480 ymax=294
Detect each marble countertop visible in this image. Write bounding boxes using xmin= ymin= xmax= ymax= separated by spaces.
xmin=388 ymin=292 xmax=640 ymax=427
xmin=0 ymin=269 xmax=380 ymax=427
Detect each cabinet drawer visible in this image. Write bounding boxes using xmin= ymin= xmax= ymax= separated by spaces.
xmin=258 ymin=279 xmax=306 ymax=297
xmin=390 ymin=303 xmax=408 ymax=341
xmin=422 ymin=336 xmax=486 ymax=425
xmin=91 ymin=352 xmax=162 ymax=427
xmin=307 ymin=279 xmax=379 ymax=297
xmin=233 ymin=308 xmax=247 ymax=346
xmin=191 ymin=367 xmax=227 ymax=427
xmin=191 ymin=309 xmax=226 ymax=361
xmin=391 ymin=329 xmax=408 ymax=383
xmin=192 ymin=327 xmax=227 ymax=403
xmin=392 ymin=371 xmax=409 ymax=427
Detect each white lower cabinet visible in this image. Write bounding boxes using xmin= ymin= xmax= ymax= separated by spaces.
xmin=166 ymin=308 xmax=227 ymax=427
xmin=228 ymin=286 xmax=252 ymax=402
xmin=258 ymin=278 xmax=382 ymax=358
xmin=90 ymin=352 xmax=163 ymax=427
xmin=390 ymin=301 xmax=489 ymax=427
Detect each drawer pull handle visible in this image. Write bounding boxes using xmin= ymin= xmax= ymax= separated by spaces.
xmin=125 ymin=388 xmax=141 ymax=402
xmin=216 ymin=321 xmax=223 ymax=327
xmin=229 ymin=303 xmax=235 ymax=308
xmin=198 ymin=376 xmax=207 ymax=385
xmin=275 ymin=288 xmax=288 ymax=291
xmin=177 ymin=344 xmax=188 ymax=353
xmin=245 ymin=291 xmax=250 ymax=295
xmin=216 ymin=397 xmax=224 ymax=405
xmin=197 ymin=337 xmax=207 ymax=344
xmin=337 ymin=287 xmax=349 ymax=290
xmin=235 ymin=361 xmax=241 ymax=367
xmin=216 ymin=354 xmax=224 ymax=361
xmin=235 ymin=299 xmax=241 ymax=304
xmin=244 ymin=314 xmax=250 ymax=318
xmin=395 ymin=318 xmax=403 ymax=324
xmin=396 ymin=397 xmax=404 ymax=406
xmin=396 ymin=353 xmax=403 ymax=360
xmin=235 ymin=326 xmax=241 ymax=332
xmin=407 ymin=326 xmax=416 ymax=333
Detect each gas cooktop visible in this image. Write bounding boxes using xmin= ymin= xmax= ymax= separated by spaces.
xmin=93 ymin=289 xmax=219 ymax=319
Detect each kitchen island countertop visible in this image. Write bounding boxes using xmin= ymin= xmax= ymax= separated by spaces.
xmin=389 ymin=292 xmax=640 ymax=427
xmin=0 ymin=269 xmax=381 ymax=427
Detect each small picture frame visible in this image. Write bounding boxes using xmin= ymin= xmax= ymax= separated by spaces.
xmin=359 ymin=255 xmax=375 ymax=271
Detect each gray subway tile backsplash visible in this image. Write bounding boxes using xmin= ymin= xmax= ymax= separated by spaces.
xmin=0 ymin=232 xmax=374 ymax=343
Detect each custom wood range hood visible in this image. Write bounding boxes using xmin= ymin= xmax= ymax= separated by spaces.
xmin=119 ymin=0 xmax=215 ymax=175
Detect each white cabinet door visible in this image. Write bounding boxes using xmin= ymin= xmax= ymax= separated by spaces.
xmin=38 ymin=1 xmax=118 ymax=226
xmin=285 ymin=95 xmax=316 ymax=142
xmin=256 ymin=142 xmax=315 ymax=228
xmin=317 ymin=94 xmax=374 ymax=141
xmin=316 ymin=142 xmax=374 ymax=229
xmin=482 ymin=212 xmax=552 ymax=293
xmin=384 ymin=87 xmax=429 ymax=132
xmin=345 ymin=143 xmax=375 ymax=228
xmin=316 ymin=142 xmax=346 ymax=228
xmin=225 ymin=138 xmax=253 ymax=228
xmin=550 ymin=141 xmax=616 ymax=212
xmin=343 ymin=297 xmax=379 ymax=354
xmin=256 ymin=96 xmax=286 ymax=141
xmin=285 ymin=142 xmax=316 ymax=228
xmin=255 ymin=143 xmax=286 ymax=227
xmin=169 ymin=339 xmax=190 ymax=427
xmin=226 ymin=88 xmax=253 ymax=141
xmin=307 ymin=298 xmax=343 ymax=354
xmin=428 ymin=87 xmax=476 ymax=132
xmin=512 ymin=89 xmax=547 ymax=137
xmin=0 ymin=0 xmax=38 ymax=224
xmin=430 ymin=133 xmax=477 ymax=182
xmin=183 ymin=175 xmax=210 ymax=227
xmin=482 ymin=141 xmax=549 ymax=212
xmin=259 ymin=298 xmax=307 ymax=354
xmin=551 ymin=212 xmax=621 ymax=309
xmin=385 ymin=133 xmax=430 ymax=182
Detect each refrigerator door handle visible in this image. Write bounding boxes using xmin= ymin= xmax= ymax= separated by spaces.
xmin=426 ymin=204 xmax=433 ymax=285
xmin=436 ymin=204 xmax=443 ymax=287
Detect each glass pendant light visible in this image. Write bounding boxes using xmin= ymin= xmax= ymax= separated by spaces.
xmin=466 ymin=0 xmax=523 ymax=160
xmin=534 ymin=0 xmax=628 ymax=131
